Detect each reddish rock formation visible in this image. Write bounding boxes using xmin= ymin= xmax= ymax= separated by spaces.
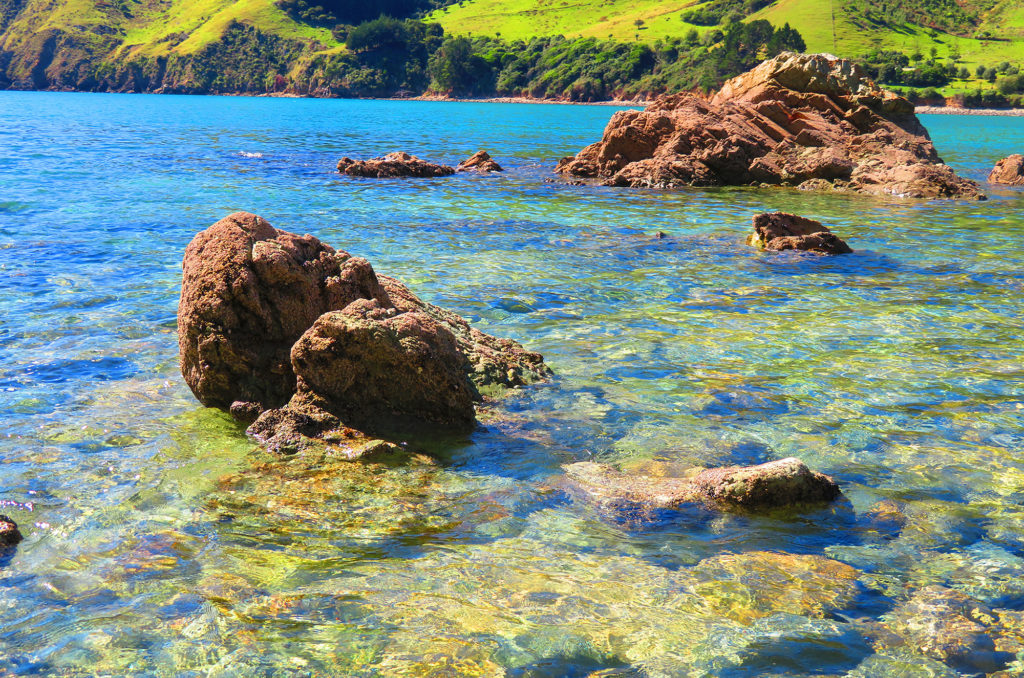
xmin=556 ymin=52 xmax=983 ymax=200
xmin=564 ymin=457 xmax=840 ymax=511
xmin=288 ymin=299 xmax=477 ymax=435
xmin=337 ymin=152 xmax=455 ymax=178
xmin=0 ymin=515 xmax=22 ymax=549
xmin=178 ymin=212 xmax=389 ymax=412
xmin=457 ymin=150 xmax=503 ymax=173
xmin=747 ymin=212 xmax=852 ymax=254
xmin=988 ymin=154 xmax=1024 ymax=186
xmin=179 ymin=213 xmax=550 ymax=448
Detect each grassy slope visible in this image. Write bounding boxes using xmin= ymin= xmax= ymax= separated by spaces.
xmin=0 ymin=0 xmax=340 ymax=60
xmin=428 ymin=0 xmax=1024 ymax=70
xmin=430 ymin=0 xmax=710 ymax=42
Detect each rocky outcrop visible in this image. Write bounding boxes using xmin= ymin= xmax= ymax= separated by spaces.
xmin=0 ymin=515 xmax=22 ymax=549
xmin=337 ymin=152 xmax=455 ymax=178
xmin=457 ymin=150 xmax=503 ymax=173
xmin=564 ymin=457 xmax=841 ymax=511
xmin=988 ymin=154 xmax=1024 ymax=185
xmin=557 ymin=52 xmax=983 ymax=200
xmin=178 ymin=212 xmax=390 ymax=412
xmin=179 ymin=212 xmax=550 ymax=449
xmin=747 ymin=212 xmax=852 ymax=254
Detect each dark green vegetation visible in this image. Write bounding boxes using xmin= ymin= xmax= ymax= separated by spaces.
xmin=0 ymin=0 xmax=1022 ymax=103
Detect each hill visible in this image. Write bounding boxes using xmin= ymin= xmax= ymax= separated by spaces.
xmin=428 ymin=0 xmax=1024 ymax=69
xmin=2 ymin=0 xmax=1024 ymax=104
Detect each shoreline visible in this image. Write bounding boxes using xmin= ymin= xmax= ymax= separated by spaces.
xmin=915 ymin=105 xmax=1024 ymax=117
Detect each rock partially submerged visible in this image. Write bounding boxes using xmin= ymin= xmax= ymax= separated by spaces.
xmin=457 ymin=150 xmax=503 ymax=173
xmin=178 ymin=212 xmax=550 ymax=449
xmin=988 ymin=154 xmax=1024 ymax=185
xmin=564 ymin=457 xmax=841 ymax=511
xmin=337 ymin=152 xmax=455 ymax=178
xmin=0 ymin=515 xmax=22 ymax=549
xmin=747 ymin=212 xmax=853 ymax=254
xmin=557 ymin=52 xmax=983 ymax=200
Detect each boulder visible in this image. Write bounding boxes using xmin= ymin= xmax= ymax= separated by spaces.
xmin=287 ymin=299 xmax=478 ymax=435
xmin=179 ymin=213 xmax=551 ymax=448
xmin=178 ymin=212 xmax=389 ymax=412
xmin=563 ymin=457 xmax=840 ymax=511
xmin=988 ymin=154 xmax=1024 ymax=186
xmin=457 ymin=150 xmax=503 ymax=173
xmin=0 ymin=515 xmax=21 ymax=549
xmin=747 ymin=212 xmax=853 ymax=254
xmin=337 ymin=152 xmax=455 ymax=178
xmin=557 ymin=52 xmax=983 ymax=200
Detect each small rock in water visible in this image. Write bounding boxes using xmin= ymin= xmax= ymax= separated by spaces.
xmin=988 ymin=154 xmax=1024 ymax=186
xmin=456 ymin=150 xmax=503 ymax=173
xmin=563 ymin=456 xmax=840 ymax=513
xmin=0 ymin=515 xmax=22 ymax=548
xmin=747 ymin=212 xmax=853 ymax=255
xmin=337 ymin=152 xmax=455 ymax=178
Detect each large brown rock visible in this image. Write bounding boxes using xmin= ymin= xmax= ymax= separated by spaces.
xmin=563 ymin=457 xmax=840 ymax=511
xmin=747 ymin=211 xmax=853 ymax=254
xmin=337 ymin=152 xmax=455 ymax=178
xmin=288 ymin=299 xmax=477 ymax=435
xmin=557 ymin=52 xmax=983 ymax=200
xmin=178 ymin=212 xmax=390 ymax=412
xmin=179 ymin=213 xmax=551 ymax=447
xmin=988 ymin=154 xmax=1024 ymax=185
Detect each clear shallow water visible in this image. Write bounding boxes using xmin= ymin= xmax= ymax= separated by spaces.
xmin=1 ymin=92 xmax=1024 ymax=675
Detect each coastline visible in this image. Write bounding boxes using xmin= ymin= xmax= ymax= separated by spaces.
xmin=369 ymin=94 xmax=652 ymax=107
xmin=916 ymin=105 xmax=1024 ymax=116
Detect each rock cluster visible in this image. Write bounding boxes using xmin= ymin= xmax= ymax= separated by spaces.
xmin=988 ymin=154 xmax=1024 ymax=185
xmin=178 ymin=212 xmax=550 ymax=449
xmin=557 ymin=52 xmax=983 ymax=200
xmin=747 ymin=211 xmax=852 ymax=254
xmin=337 ymin=152 xmax=455 ymax=178
xmin=0 ymin=515 xmax=21 ymax=549
xmin=457 ymin=150 xmax=503 ymax=173
xmin=564 ymin=457 xmax=841 ymax=511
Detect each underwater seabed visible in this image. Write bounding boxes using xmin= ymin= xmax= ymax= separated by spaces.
xmin=1 ymin=93 xmax=1024 ymax=675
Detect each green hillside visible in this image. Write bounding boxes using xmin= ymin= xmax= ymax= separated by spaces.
xmin=3 ymin=0 xmax=1024 ymax=103
xmin=428 ymin=0 xmax=1024 ymax=69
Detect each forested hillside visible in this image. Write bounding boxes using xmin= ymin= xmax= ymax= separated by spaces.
xmin=2 ymin=0 xmax=1024 ymax=104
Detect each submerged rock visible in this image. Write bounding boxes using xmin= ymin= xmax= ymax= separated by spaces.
xmin=178 ymin=212 xmax=551 ymax=449
xmin=556 ymin=52 xmax=983 ymax=200
xmin=747 ymin=211 xmax=853 ymax=254
xmin=877 ymin=585 xmax=1014 ymax=674
xmin=0 ymin=515 xmax=22 ymax=549
xmin=337 ymin=152 xmax=455 ymax=178
xmin=457 ymin=150 xmax=503 ymax=173
xmin=988 ymin=154 xmax=1024 ymax=186
xmin=564 ymin=457 xmax=840 ymax=511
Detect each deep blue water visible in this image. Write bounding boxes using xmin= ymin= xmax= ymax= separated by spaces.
xmin=1 ymin=91 xmax=1024 ymax=675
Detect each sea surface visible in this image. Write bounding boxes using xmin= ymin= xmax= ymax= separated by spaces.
xmin=1 ymin=92 xmax=1024 ymax=676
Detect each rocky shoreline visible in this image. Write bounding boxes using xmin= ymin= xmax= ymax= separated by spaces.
xmin=916 ymin=105 xmax=1024 ymax=117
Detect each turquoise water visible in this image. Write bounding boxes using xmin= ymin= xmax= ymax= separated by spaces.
xmin=2 ymin=91 xmax=1024 ymax=676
